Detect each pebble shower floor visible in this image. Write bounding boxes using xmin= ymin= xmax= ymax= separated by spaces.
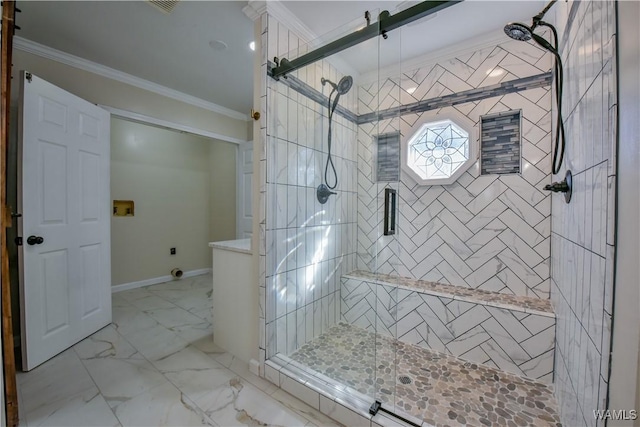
xmin=289 ymin=323 xmax=562 ymax=426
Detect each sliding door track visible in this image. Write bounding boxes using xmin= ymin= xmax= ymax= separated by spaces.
xmin=369 ymin=401 xmax=421 ymax=427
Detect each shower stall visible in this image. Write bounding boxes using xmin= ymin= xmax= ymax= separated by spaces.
xmin=254 ymin=1 xmax=617 ymax=426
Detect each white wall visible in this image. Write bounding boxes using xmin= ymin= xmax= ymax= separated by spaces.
xmin=609 ymin=1 xmax=640 ymax=424
xmin=210 ymin=141 xmax=238 ymax=244
xmin=111 ymin=118 xmax=236 ymax=286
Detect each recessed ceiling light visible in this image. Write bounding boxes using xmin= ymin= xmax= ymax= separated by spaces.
xmin=407 ymin=87 xmax=417 ymax=94
xmin=209 ymin=40 xmax=228 ymax=52
xmin=249 ymin=41 xmax=256 ymax=51
xmin=486 ymin=68 xmax=505 ymax=78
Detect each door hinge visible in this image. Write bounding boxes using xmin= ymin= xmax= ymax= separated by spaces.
xmin=25 ymin=72 xmax=32 ymax=83
xmin=15 ymin=237 xmax=22 ymax=246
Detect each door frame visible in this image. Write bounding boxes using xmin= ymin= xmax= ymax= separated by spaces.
xmin=236 ymin=140 xmax=253 ymax=239
xmin=99 ymin=106 xmax=248 ymax=145
xmin=1 ymin=2 xmax=19 ymax=426
xmin=102 ymin=105 xmax=252 ymax=241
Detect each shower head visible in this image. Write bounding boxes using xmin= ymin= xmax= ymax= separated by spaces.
xmin=504 ymin=22 xmax=533 ymax=41
xmin=321 ymin=75 xmax=353 ymax=95
xmin=336 ymin=75 xmax=353 ymax=95
xmin=505 ymin=22 xmax=558 ymax=54
xmin=503 ymin=0 xmax=566 ymax=177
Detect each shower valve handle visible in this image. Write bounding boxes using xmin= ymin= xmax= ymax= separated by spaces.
xmin=543 ymin=170 xmax=572 ymax=204
xmin=316 ymin=184 xmax=337 ymax=205
xmin=543 ymin=182 xmax=569 ymax=193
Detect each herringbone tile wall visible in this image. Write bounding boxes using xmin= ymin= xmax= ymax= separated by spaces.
xmin=341 ymin=276 xmax=555 ymax=382
xmin=356 ymin=39 xmax=554 ymax=299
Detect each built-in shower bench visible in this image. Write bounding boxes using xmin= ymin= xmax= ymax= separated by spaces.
xmin=340 ymin=270 xmax=555 ymax=382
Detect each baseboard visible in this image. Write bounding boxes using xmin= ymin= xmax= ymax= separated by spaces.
xmin=111 ymin=268 xmax=212 ymax=293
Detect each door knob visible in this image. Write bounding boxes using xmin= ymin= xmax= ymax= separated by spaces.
xmin=27 ymin=235 xmax=44 ymax=245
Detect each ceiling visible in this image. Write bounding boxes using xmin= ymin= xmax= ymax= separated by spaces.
xmin=15 ymin=1 xmax=547 ymax=116
xmin=16 ymin=1 xmax=255 ymax=114
xmin=283 ymin=0 xmax=547 ymax=77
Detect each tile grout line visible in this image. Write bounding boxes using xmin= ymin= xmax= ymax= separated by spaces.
xmin=70 ymin=343 xmax=127 ymax=427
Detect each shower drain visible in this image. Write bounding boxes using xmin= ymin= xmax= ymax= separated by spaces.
xmin=398 ymin=375 xmax=412 ymax=385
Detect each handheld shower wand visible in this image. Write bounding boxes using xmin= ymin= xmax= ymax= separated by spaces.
xmin=504 ymin=0 xmax=565 ymax=176
xmin=317 ymin=75 xmax=353 ymax=204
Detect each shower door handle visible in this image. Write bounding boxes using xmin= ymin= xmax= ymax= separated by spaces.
xmin=384 ymin=188 xmax=396 ymax=236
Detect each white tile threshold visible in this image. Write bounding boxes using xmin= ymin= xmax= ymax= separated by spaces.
xmin=264 ymin=356 xmax=424 ymax=427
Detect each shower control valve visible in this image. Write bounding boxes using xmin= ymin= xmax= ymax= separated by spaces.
xmin=317 ymin=184 xmax=336 ymax=205
xmin=543 ymin=170 xmax=572 ymax=204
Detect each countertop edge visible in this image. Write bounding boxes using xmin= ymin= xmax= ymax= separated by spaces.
xmin=209 ymin=239 xmax=252 ymax=255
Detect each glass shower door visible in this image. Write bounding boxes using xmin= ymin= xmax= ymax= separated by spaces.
xmin=269 ymin=12 xmax=385 ymax=409
xmin=372 ymin=20 xmax=402 ymax=417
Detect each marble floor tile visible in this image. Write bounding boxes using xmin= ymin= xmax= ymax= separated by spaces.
xmin=17 ymin=349 xmax=117 ymax=427
xmin=73 ymin=325 xmax=137 ymax=360
xmin=112 ymin=293 xmax=133 ymax=309
xmin=18 ymin=274 xmax=332 ymax=427
xmin=198 ymin=377 xmax=311 ymax=427
xmin=213 ymin=352 xmax=278 ymax=394
xmin=164 ymin=364 xmax=239 ymax=406
xmin=112 ymin=381 xmax=214 ymax=427
xmin=270 ymin=389 xmax=342 ymax=427
xmin=167 ymin=321 xmax=213 ymax=345
xmin=121 ymin=322 xmax=190 ymax=362
xmin=27 ymin=390 xmax=120 ymax=427
xmin=128 ymin=294 xmax=175 ymax=311
xmin=191 ymin=307 xmax=214 ymax=323
xmin=170 ymin=289 xmax=213 ymax=313
xmin=145 ymin=306 xmax=204 ymax=329
xmin=18 ymin=349 xmax=96 ymax=420
xmin=82 ymin=356 xmax=167 ymax=408
xmin=191 ymin=335 xmax=227 ymax=358
xmin=152 ymin=345 xmax=223 ymax=373
xmin=112 ymin=306 xmax=159 ymax=337
xmin=118 ymin=288 xmax=153 ymax=302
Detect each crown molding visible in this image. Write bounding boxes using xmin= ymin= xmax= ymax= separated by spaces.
xmin=242 ymin=1 xmax=266 ymax=22
xmin=253 ymin=0 xmax=360 ymax=80
xmin=243 ymin=0 xmax=315 ymax=44
xmin=14 ymin=36 xmax=250 ymax=122
xmin=359 ymin=30 xmax=511 ymax=84
xmin=264 ymin=0 xmax=316 ymax=45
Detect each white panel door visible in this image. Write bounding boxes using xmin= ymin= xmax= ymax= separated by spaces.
xmin=236 ymin=141 xmax=253 ymax=238
xmin=19 ymin=72 xmax=111 ymax=370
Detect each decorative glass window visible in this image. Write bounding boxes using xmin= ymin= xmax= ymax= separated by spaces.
xmin=402 ymin=113 xmax=477 ymax=185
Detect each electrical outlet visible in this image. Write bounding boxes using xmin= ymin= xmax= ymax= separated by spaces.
xmin=170 ymin=247 xmax=176 ymax=255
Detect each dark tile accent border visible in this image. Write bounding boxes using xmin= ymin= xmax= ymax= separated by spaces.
xmin=356 ymin=72 xmax=552 ymax=124
xmin=267 ymin=61 xmax=358 ymax=123
xmin=268 ymin=61 xmax=551 ymax=127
